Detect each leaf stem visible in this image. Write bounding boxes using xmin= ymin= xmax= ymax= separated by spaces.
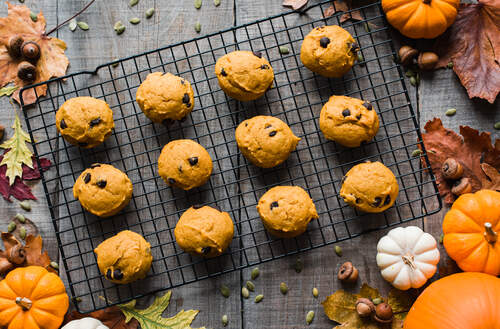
xmin=45 ymin=0 xmax=96 ymax=36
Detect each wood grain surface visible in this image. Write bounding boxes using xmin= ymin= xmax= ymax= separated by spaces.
xmin=0 ymin=1 xmax=498 ymax=328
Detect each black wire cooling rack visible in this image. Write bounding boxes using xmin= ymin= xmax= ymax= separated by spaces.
xmin=20 ymin=0 xmax=441 ymax=312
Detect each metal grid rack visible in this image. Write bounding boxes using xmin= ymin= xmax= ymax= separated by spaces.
xmin=20 ymin=0 xmax=441 ymax=313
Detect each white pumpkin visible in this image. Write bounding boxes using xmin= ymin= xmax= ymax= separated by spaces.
xmin=62 ymin=318 xmax=109 ymax=329
xmin=376 ymin=226 xmax=440 ymax=290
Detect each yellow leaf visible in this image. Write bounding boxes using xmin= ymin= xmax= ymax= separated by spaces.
xmin=0 ymin=85 xmax=18 ymax=97
xmin=0 ymin=113 xmax=33 ymax=185
xmin=118 ymin=291 xmax=205 ymax=329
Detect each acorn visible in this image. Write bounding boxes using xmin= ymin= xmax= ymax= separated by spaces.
xmin=356 ymin=298 xmax=375 ymax=317
xmin=21 ymin=41 xmax=41 ymax=63
xmin=417 ymin=52 xmax=439 ymax=70
xmin=441 ymin=158 xmax=463 ymax=180
xmin=338 ymin=261 xmax=359 ymax=283
xmin=17 ymin=61 xmax=37 ymax=83
xmin=373 ymin=302 xmax=394 ymax=324
xmin=398 ymin=45 xmax=418 ymax=66
xmin=7 ymin=35 xmax=24 ymax=59
xmin=451 ymin=177 xmax=472 ymax=196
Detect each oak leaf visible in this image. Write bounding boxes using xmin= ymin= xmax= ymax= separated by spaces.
xmin=283 ymin=0 xmax=309 ymax=10
xmin=0 ymin=3 xmax=69 ymax=105
xmin=65 ymin=307 xmax=139 ymax=329
xmin=420 ymin=118 xmax=500 ymax=205
xmin=434 ymin=0 xmax=500 ymax=103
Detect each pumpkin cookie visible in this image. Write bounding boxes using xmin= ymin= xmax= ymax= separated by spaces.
xmin=257 ymin=186 xmax=318 ymax=238
xmin=158 ymin=139 xmax=213 ymax=190
xmin=300 ymin=25 xmax=359 ymax=78
xmin=235 ymin=116 xmax=301 ymax=168
xmin=174 ymin=205 xmax=234 ymax=258
xmin=95 ymin=230 xmax=153 ymax=284
xmin=73 ymin=164 xmax=133 ymax=218
xmin=340 ymin=161 xmax=399 ymax=213
xmin=215 ymin=50 xmax=274 ymax=101
xmin=136 ymin=72 xmax=195 ymax=123
xmin=55 ymin=96 xmax=114 ymax=148
xmin=319 ymin=95 xmax=379 ymax=147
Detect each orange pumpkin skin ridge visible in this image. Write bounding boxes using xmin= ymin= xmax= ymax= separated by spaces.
xmin=442 ymin=190 xmax=500 ymax=276
xmin=404 ymin=272 xmax=500 ymax=329
xmin=0 ymin=266 xmax=69 ymax=329
xmin=382 ymin=0 xmax=460 ymax=39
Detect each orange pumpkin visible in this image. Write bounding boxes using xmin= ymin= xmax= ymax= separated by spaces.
xmin=0 ymin=266 xmax=69 ymax=329
xmin=381 ymin=0 xmax=460 ymax=39
xmin=442 ymin=189 xmax=500 ymax=275
xmin=404 ymin=272 xmax=500 ymax=329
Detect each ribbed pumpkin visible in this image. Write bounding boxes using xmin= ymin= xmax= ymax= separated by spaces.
xmin=381 ymin=0 xmax=460 ymax=39
xmin=404 ymin=272 xmax=500 ymax=329
xmin=0 ymin=266 xmax=69 ymax=329
xmin=442 ymin=189 xmax=500 ymax=275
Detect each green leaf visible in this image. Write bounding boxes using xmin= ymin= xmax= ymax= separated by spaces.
xmin=0 ymin=85 xmax=19 ymax=97
xmin=0 ymin=114 xmax=33 ymax=185
xmin=118 ymin=291 xmax=205 ymax=329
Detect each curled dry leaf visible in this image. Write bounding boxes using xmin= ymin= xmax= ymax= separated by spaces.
xmin=0 ymin=3 xmax=69 ymax=105
xmin=434 ymin=0 xmax=500 ymax=103
xmin=323 ymin=0 xmax=364 ymax=23
xmin=420 ymin=118 xmax=500 ymax=205
xmin=283 ymin=0 xmax=309 ymax=10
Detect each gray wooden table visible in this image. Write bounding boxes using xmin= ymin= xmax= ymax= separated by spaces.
xmin=0 ymin=1 xmax=498 ymax=328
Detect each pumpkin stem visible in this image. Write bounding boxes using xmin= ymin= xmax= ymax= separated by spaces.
xmin=484 ymin=222 xmax=498 ymax=243
xmin=402 ymin=254 xmax=417 ymax=270
xmin=15 ymin=297 xmax=32 ymax=311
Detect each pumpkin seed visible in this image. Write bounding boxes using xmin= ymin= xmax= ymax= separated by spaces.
xmin=246 ymin=281 xmax=255 ymax=292
xmin=357 ymin=53 xmax=364 ymax=64
xmin=280 ymin=282 xmax=288 ymax=295
xmin=251 ymin=267 xmax=260 ymax=280
xmin=194 ymin=0 xmax=202 ymax=9
xmin=214 ymin=0 xmax=221 ymax=6
xmin=69 ymin=19 xmax=77 ymax=32
xmin=129 ymin=0 xmax=139 ymax=6
xmin=306 ymin=310 xmax=315 ymax=325
xmin=439 ymin=233 xmax=444 ymax=244
xmin=194 ymin=22 xmax=201 ymax=33
xmin=254 ymin=294 xmax=264 ymax=303
xmin=19 ymin=226 xmax=27 ymax=240
xmin=312 ymin=287 xmax=319 ymax=298
xmin=7 ymin=221 xmax=16 ymax=233
xmin=410 ymin=76 xmax=417 ymax=87
xmin=372 ymin=297 xmax=382 ymax=305
xmin=72 ymin=297 xmax=82 ymax=303
xmin=50 ymin=261 xmax=59 ymax=270
xmin=145 ymin=8 xmax=155 ymax=18
xmin=494 ymin=122 xmax=500 ymax=130
xmin=405 ymin=69 xmax=415 ymax=78
xmin=19 ymin=200 xmax=31 ymax=211
xmin=15 ymin=213 xmax=26 ymax=223
xmin=279 ymin=46 xmax=289 ymax=55
xmin=30 ymin=11 xmax=37 ymax=22
xmin=447 ymin=62 xmax=454 ymax=69
xmin=334 ymin=245 xmax=342 ymax=257
xmin=241 ymin=286 xmax=250 ymax=298
xmin=445 ymin=108 xmax=457 ymax=116
xmin=220 ymin=284 xmax=230 ymax=298
xmin=129 ymin=17 xmax=141 ymax=24
xmin=222 ymin=314 xmax=228 ymax=327
xmin=411 ymin=149 xmax=422 ymax=157
xmin=77 ymin=21 xmax=89 ymax=31
xmin=114 ymin=21 xmax=126 ymax=35
xmin=294 ymin=257 xmax=303 ymax=273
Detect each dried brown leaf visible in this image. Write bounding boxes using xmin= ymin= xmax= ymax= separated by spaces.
xmin=481 ymin=163 xmax=500 ymax=190
xmin=283 ymin=0 xmax=309 ymax=10
xmin=323 ymin=1 xmax=364 ymax=23
xmin=65 ymin=307 xmax=139 ymax=329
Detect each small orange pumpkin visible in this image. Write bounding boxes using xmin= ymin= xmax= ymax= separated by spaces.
xmin=0 ymin=266 xmax=69 ymax=329
xmin=404 ymin=272 xmax=500 ymax=329
xmin=382 ymin=0 xmax=460 ymax=39
xmin=442 ymin=189 xmax=500 ymax=275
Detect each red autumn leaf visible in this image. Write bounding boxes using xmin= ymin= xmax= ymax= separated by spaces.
xmin=0 ymin=3 xmax=69 ymax=105
xmin=421 ymin=118 xmax=500 ymax=204
xmin=22 ymin=156 xmax=51 ymax=180
xmin=283 ymin=0 xmax=309 ymax=10
xmin=434 ymin=0 xmax=500 ymax=103
xmin=64 ymin=307 xmax=139 ymax=329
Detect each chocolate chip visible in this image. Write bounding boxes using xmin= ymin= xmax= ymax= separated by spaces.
xmin=362 ymin=102 xmax=373 ymax=110
xmin=350 ymin=42 xmax=359 ymax=52
xmin=245 ymin=123 xmax=248 ymax=127
xmin=60 ymin=119 xmax=67 ymax=129
xmin=162 ymin=119 xmax=174 ymax=126
xmin=373 ymin=197 xmax=382 ymax=207
xmin=168 ymin=178 xmax=176 ymax=185
xmin=265 ymin=124 xmax=272 ymax=128
xmin=253 ymin=51 xmax=262 ymax=58
xmin=96 ymin=180 xmax=107 ymax=188
xmin=320 ymin=37 xmax=330 ymax=48
xmin=180 ymin=116 xmax=188 ymax=122
xmin=79 ymin=142 xmax=88 ymax=147
xmin=113 ymin=269 xmax=123 ymax=280
xmin=90 ymin=163 xmax=101 ymax=168
xmin=182 ymin=93 xmax=190 ymax=104
xmin=356 ymin=114 xmax=362 ymax=120
xmin=342 ymin=109 xmax=351 ymax=117
xmin=181 ymin=79 xmax=185 ymax=85
xmin=384 ymin=195 xmax=391 ymax=205
xmin=106 ymin=269 xmax=112 ymax=279
xmin=355 ymin=198 xmax=362 ymax=204
xmin=261 ymin=64 xmax=270 ymax=69
xmin=186 ymin=103 xmax=191 ymax=108
xmin=201 ymin=247 xmax=211 ymax=254
xmin=221 ymin=68 xmax=227 ymax=76
xmin=178 ymin=165 xmax=183 ymax=173
xmin=269 ymin=131 xmax=277 ymax=137
xmin=188 ymin=157 xmax=198 ymax=166
xmin=193 ymin=204 xmax=203 ymax=209
xmin=89 ymin=118 xmax=101 ymax=127
xmin=270 ymin=201 xmax=278 ymax=210
xmin=84 ymin=173 xmax=91 ymax=184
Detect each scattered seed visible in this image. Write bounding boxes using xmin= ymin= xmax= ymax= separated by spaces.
xmin=447 ymin=62 xmax=454 ymax=69
xmin=294 ymin=257 xmax=303 ymax=273
xmin=312 ymin=287 xmax=319 ymax=298
xmin=72 ymin=297 xmax=82 ymax=303
xmin=372 ymin=297 xmax=383 ymax=305
xmin=410 ymin=76 xmax=417 ymax=87
xmin=19 ymin=200 xmax=31 ymax=211
xmin=222 ymin=314 xmax=228 ymax=327
xmin=214 ymin=0 xmax=221 ymax=6
xmin=19 ymin=226 xmax=27 ymax=240
xmin=439 ymin=233 xmax=444 ymax=244
xmin=194 ymin=22 xmax=201 ymax=33
xmin=279 ymin=46 xmax=290 ymax=55
xmin=405 ymin=69 xmax=415 ymax=78
xmin=69 ymin=19 xmax=77 ymax=32
xmin=77 ymin=21 xmax=89 ymax=31
xmin=334 ymin=245 xmax=343 ymax=257
xmin=30 ymin=11 xmax=37 ymax=22
xmin=114 ymin=21 xmax=125 ymax=35
xmin=494 ymin=122 xmax=500 ymax=130
xmin=357 ymin=53 xmax=364 ymax=64
xmin=254 ymin=294 xmax=264 ymax=303
xmin=246 ymin=281 xmax=255 ymax=292
xmin=241 ymin=286 xmax=250 ymax=298
xmin=129 ymin=0 xmax=139 ymax=6
xmin=15 ymin=213 xmax=26 ymax=223
xmin=7 ymin=222 xmax=16 ymax=233
xmin=111 ymin=61 xmax=119 ymax=68
xmin=445 ymin=108 xmax=457 ymax=116
xmin=145 ymin=7 xmax=155 ymax=18
xmin=194 ymin=0 xmax=202 ymax=9
xmin=220 ymin=284 xmax=230 ymax=298
xmin=412 ymin=149 xmax=422 ymax=157
xmin=280 ymin=282 xmax=288 ymax=295
xmin=50 ymin=261 xmax=59 ymax=270
xmin=129 ymin=17 xmax=141 ymax=24
xmin=306 ymin=310 xmax=315 ymax=325
xmin=251 ymin=267 xmax=260 ymax=280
